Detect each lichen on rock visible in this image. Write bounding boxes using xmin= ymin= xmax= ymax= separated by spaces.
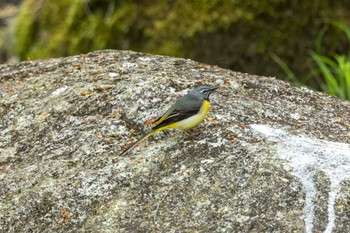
xmin=0 ymin=50 xmax=349 ymax=232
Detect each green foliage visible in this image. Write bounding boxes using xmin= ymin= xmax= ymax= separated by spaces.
xmin=14 ymin=0 xmax=350 ymax=99
xmin=16 ymin=0 xmax=139 ymax=60
xmin=270 ymin=52 xmax=301 ymax=86
xmin=15 ymin=0 xmax=37 ymax=59
xmin=142 ymin=0 xmax=255 ymax=56
xmin=309 ymin=20 xmax=350 ymax=100
xmin=310 ymin=53 xmax=350 ymax=99
xmin=274 ymin=20 xmax=350 ymax=100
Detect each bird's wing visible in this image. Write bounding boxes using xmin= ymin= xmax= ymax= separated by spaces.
xmin=153 ymin=104 xmax=176 ymax=127
xmin=152 ymin=95 xmax=202 ymax=130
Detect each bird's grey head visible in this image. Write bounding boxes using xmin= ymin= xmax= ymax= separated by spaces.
xmin=189 ymin=85 xmax=219 ymax=100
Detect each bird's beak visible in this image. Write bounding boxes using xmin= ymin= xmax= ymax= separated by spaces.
xmin=210 ymin=86 xmax=219 ymax=92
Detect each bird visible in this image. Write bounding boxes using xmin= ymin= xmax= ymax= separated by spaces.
xmin=118 ymin=85 xmax=219 ymax=156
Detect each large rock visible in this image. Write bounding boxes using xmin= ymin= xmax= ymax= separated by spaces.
xmin=0 ymin=50 xmax=349 ymax=232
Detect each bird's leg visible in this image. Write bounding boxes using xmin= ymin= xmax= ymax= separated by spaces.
xmin=162 ymin=130 xmax=170 ymax=136
xmin=183 ymin=127 xmax=202 ymax=139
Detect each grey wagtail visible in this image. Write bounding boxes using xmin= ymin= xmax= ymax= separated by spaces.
xmin=118 ymin=85 xmax=218 ymax=156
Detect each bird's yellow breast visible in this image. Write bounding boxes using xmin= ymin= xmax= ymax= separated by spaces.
xmin=176 ymin=100 xmax=211 ymax=130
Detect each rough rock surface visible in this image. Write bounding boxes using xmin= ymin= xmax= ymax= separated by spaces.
xmin=0 ymin=50 xmax=349 ymax=232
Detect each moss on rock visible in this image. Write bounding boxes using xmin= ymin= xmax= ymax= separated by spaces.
xmin=15 ymin=0 xmax=350 ymax=88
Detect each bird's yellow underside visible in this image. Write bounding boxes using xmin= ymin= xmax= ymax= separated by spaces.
xmin=155 ymin=100 xmax=211 ymax=132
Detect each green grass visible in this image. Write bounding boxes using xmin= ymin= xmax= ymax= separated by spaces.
xmin=311 ymin=52 xmax=350 ymax=100
xmin=274 ymin=20 xmax=350 ymax=100
xmin=311 ymin=20 xmax=350 ymax=100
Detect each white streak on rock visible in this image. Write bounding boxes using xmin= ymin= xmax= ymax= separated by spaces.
xmin=251 ymin=124 xmax=350 ymax=233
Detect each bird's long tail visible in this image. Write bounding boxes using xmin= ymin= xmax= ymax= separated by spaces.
xmin=118 ymin=129 xmax=159 ymax=156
